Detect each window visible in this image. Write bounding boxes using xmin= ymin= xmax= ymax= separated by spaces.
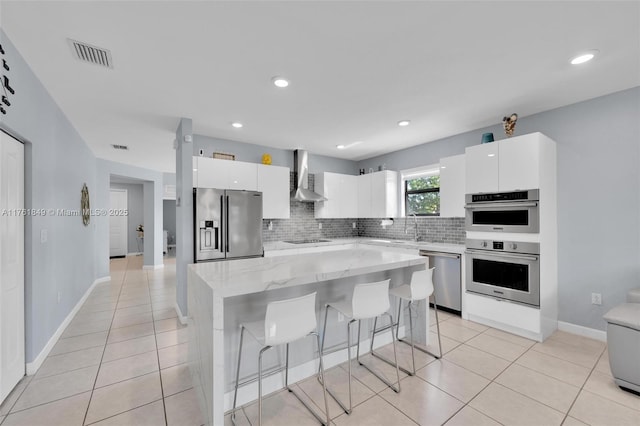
xmin=404 ymin=169 xmax=440 ymax=216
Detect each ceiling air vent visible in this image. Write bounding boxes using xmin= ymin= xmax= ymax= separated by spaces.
xmin=112 ymin=144 xmax=128 ymax=150
xmin=68 ymin=39 xmax=113 ymax=69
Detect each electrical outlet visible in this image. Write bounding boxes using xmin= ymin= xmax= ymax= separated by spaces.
xmin=352 ymin=222 xmax=356 ymax=229
xmin=337 ymin=312 xmax=344 ymax=322
xmin=318 ymin=222 xmax=322 ymax=229
xmin=591 ymin=293 xmax=602 ymax=305
xmin=57 ymin=291 xmax=61 ymax=304
xmin=268 ymin=221 xmax=273 ymax=231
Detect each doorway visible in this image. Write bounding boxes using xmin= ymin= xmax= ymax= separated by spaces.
xmin=109 ymin=189 xmax=128 ymax=258
xmin=0 ymin=130 xmax=25 ymax=404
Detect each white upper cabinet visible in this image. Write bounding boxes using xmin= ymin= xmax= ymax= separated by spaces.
xmin=465 ymin=132 xmax=549 ymax=194
xmin=257 ymin=164 xmax=290 ymax=219
xmin=315 ymin=172 xmax=358 ymax=218
xmin=358 ymin=171 xmax=398 ymax=218
xmin=195 ymin=158 xmax=258 ymax=190
xmin=357 ymin=174 xmax=373 ymax=218
xmin=193 ymin=157 xmax=199 ymax=188
xmin=465 ymin=142 xmax=499 ymax=193
xmin=498 ymin=134 xmax=541 ymax=192
xmin=439 ymin=154 xmax=466 ymax=217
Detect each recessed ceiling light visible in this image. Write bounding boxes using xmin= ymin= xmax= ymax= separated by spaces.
xmin=488 ymin=153 xmax=496 ymax=157
xmin=397 ymin=120 xmax=411 ymax=127
xmin=336 ymin=141 xmax=363 ymax=150
xmin=440 ymin=166 xmax=447 ymax=169
xmin=336 ymin=144 xmax=346 ymax=149
xmin=231 ymin=122 xmax=243 ymax=128
xmin=570 ymin=50 xmax=598 ymax=65
xmin=272 ymin=77 xmax=289 ymax=88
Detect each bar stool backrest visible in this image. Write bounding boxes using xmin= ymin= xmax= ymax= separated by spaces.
xmin=352 ymin=279 xmax=391 ymax=320
xmin=410 ymin=268 xmax=435 ymax=301
xmin=264 ymin=292 xmax=317 ymax=346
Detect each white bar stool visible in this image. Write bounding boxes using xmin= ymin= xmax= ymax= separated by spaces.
xmin=319 ymin=279 xmax=400 ymax=415
xmin=371 ymin=268 xmax=443 ymax=376
xmin=232 ymin=292 xmax=330 ymax=426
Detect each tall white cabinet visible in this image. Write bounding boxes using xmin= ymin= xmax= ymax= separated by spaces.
xmin=464 ymin=132 xmax=557 ymax=342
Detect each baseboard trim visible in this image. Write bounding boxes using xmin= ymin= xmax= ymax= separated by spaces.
xmin=142 ymin=264 xmax=164 ymax=270
xmin=175 ymin=303 xmax=188 ymax=325
xmin=126 ymin=252 xmax=143 ymax=257
xmin=26 ymin=275 xmax=110 ymax=375
xmin=558 ymin=321 xmax=607 ymax=342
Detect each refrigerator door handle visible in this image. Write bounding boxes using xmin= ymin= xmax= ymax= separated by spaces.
xmin=219 ymin=195 xmax=224 ymax=252
xmin=225 ymin=195 xmax=230 ymax=253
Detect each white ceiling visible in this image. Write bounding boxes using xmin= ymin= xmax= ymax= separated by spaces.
xmin=2 ymin=1 xmax=639 ymax=173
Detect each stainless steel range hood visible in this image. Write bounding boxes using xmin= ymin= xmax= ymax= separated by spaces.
xmin=291 ymin=150 xmax=327 ymax=202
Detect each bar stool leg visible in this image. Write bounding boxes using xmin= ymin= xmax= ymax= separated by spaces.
xmin=318 ymin=305 xmax=352 ymax=415
xmin=231 ymin=326 xmax=245 ymax=424
xmin=396 ymin=298 xmax=443 ymax=360
xmin=314 ymin=332 xmax=331 ymax=425
xmin=359 ymin=315 xmax=401 ymax=393
xmin=258 ymin=346 xmax=271 ymax=426
xmin=408 ymin=301 xmax=417 ymax=374
xmin=432 ymin=293 xmax=443 ymax=359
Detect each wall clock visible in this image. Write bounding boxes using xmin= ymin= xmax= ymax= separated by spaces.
xmin=81 ymin=183 xmax=90 ymax=226
xmin=0 ymin=43 xmax=15 ymax=115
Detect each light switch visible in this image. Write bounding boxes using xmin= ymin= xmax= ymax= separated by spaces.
xmin=40 ymin=229 xmax=47 ymax=243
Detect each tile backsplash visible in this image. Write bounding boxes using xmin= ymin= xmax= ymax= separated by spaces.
xmin=262 ymin=173 xmax=465 ymax=244
xmin=358 ymin=216 xmax=466 ymax=244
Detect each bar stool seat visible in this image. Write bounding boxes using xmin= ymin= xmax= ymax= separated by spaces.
xmin=232 ymin=292 xmax=330 ymax=426
xmin=320 ymin=279 xmax=401 ymax=416
xmin=372 ymin=268 xmax=443 ymax=376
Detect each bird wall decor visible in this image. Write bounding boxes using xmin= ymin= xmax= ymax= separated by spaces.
xmin=503 ymin=113 xmax=518 ymax=137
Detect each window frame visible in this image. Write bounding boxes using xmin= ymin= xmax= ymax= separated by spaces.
xmin=401 ymin=165 xmax=441 ymax=217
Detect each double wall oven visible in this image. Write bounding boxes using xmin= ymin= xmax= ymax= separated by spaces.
xmin=465 ymin=189 xmax=541 ymax=307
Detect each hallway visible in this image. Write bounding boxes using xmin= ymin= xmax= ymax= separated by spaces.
xmin=0 ymin=256 xmax=202 ymax=425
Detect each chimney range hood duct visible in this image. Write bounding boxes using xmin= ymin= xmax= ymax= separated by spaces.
xmin=291 ymin=150 xmax=327 ymax=202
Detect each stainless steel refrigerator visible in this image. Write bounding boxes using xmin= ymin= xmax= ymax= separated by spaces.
xmin=194 ymin=188 xmax=263 ymax=261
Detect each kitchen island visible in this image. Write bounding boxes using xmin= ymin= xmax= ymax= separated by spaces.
xmin=188 ymin=247 xmax=427 ymax=426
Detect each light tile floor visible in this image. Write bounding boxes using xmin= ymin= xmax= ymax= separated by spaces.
xmin=1 ymin=256 xmax=639 ymax=426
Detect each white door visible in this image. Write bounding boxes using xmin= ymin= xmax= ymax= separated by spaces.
xmin=109 ymin=189 xmax=128 ymax=257
xmin=0 ymin=130 xmax=25 ymax=404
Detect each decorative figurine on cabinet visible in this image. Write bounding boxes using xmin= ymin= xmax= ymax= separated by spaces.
xmin=503 ymin=113 xmax=518 ymax=137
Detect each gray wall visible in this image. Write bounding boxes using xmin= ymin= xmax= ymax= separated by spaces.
xmin=359 ymin=87 xmax=640 ymax=331
xmin=110 ymin=183 xmax=144 ymax=254
xmin=193 ymin=134 xmax=359 ymax=175
xmin=163 ymin=200 xmax=177 ymax=244
xmin=0 ymin=30 xmax=98 ymax=363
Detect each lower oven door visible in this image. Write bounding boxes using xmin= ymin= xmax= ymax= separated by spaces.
xmin=465 ymin=249 xmax=540 ymax=307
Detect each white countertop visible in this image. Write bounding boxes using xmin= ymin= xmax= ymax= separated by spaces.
xmin=264 ymin=237 xmax=465 ymax=254
xmin=189 ymin=247 xmax=426 ymax=298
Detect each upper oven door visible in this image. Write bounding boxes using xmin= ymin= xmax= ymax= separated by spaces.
xmin=465 ymin=201 xmax=539 ymax=233
xmin=465 ymin=249 xmax=540 ymax=307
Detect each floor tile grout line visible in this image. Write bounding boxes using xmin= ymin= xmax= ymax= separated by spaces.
xmin=82 ymin=397 xmax=164 ymax=426
xmin=558 ymin=348 xmax=605 ymax=425
xmin=0 ymin=378 xmax=31 ymax=417
xmin=4 ymin=390 xmax=94 ymax=417
xmin=81 ymin=258 xmax=128 ymax=426
xmin=146 ymin=268 xmax=170 ymax=426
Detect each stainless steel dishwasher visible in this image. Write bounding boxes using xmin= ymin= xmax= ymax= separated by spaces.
xmin=419 ymin=250 xmax=461 ymax=314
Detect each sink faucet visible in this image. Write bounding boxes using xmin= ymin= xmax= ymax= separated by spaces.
xmin=404 ymin=213 xmax=419 ymax=241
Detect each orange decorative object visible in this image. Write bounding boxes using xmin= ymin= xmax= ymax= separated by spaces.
xmin=262 ymin=154 xmax=272 ymax=165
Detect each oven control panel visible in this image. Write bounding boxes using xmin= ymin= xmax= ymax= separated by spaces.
xmin=466 ymin=239 xmax=539 ymax=255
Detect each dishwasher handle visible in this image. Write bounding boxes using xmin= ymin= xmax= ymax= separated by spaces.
xmin=418 ymin=250 xmax=461 ymax=259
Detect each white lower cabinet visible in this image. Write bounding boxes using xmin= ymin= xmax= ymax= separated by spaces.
xmin=257 ymin=164 xmax=290 ymax=219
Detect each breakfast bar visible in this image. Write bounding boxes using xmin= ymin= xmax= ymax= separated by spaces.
xmin=187 ymin=247 xmax=427 ymax=426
